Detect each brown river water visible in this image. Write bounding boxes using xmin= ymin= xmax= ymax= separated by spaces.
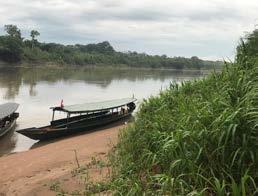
xmin=0 ymin=66 xmax=206 ymax=156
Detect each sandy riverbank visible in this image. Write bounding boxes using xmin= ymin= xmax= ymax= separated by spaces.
xmin=0 ymin=123 xmax=125 ymax=195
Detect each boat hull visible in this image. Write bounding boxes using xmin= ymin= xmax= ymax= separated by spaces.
xmin=17 ymin=111 xmax=132 ymax=141
xmin=0 ymin=115 xmax=18 ymax=137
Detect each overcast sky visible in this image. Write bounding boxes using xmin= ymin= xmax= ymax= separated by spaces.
xmin=0 ymin=0 xmax=258 ymax=60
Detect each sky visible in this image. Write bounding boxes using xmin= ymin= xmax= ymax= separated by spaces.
xmin=0 ymin=0 xmax=258 ymax=60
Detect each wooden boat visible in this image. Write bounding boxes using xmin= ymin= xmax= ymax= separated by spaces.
xmin=17 ymin=98 xmax=137 ymax=140
xmin=0 ymin=103 xmax=19 ymax=137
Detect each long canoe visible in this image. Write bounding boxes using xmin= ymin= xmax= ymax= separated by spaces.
xmin=17 ymin=98 xmax=136 ymax=140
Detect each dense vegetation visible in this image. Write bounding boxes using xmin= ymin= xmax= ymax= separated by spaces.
xmin=0 ymin=25 xmax=221 ymax=69
xmin=108 ymin=29 xmax=258 ymax=195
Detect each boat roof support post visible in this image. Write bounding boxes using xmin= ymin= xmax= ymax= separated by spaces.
xmin=52 ymin=110 xmax=55 ymax=121
xmin=66 ymin=113 xmax=70 ymax=127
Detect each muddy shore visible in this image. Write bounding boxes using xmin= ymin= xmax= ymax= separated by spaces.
xmin=0 ymin=123 xmax=124 ymax=195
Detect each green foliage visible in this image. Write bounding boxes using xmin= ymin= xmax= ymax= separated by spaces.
xmin=0 ymin=35 xmax=23 ymax=62
xmin=109 ymin=29 xmax=258 ymax=194
xmin=236 ymin=29 xmax=258 ymax=68
xmin=30 ymin=30 xmax=40 ymax=41
xmin=30 ymin=30 xmax=40 ymax=49
xmin=75 ymin=41 xmax=115 ymax=54
xmin=0 ymin=24 xmax=221 ymax=69
xmin=4 ymin=24 xmax=22 ymax=39
xmin=49 ymin=181 xmax=61 ymax=192
xmin=0 ymin=25 xmax=23 ymax=62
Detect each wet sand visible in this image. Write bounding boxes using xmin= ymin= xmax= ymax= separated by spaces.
xmin=0 ymin=123 xmax=124 ymax=195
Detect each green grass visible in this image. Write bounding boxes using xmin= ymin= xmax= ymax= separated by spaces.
xmin=107 ymin=30 xmax=258 ymax=195
xmin=49 ymin=181 xmax=61 ymax=192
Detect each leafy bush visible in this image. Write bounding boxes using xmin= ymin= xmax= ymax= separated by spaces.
xmin=0 ymin=36 xmax=23 ymax=62
xmin=109 ymin=29 xmax=258 ymax=195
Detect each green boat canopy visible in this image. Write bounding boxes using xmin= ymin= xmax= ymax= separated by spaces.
xmin=52 ymin=98 xmax=137 ymax=113
xmin=0 ymin=103 xmax=19 ymax=119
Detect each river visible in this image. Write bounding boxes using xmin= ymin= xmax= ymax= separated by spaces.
xmin=0 ymin=66 xmax=206 ymax=156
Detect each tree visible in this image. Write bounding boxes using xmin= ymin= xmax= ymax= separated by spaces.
xmin=30 ymin=30 xmax=40 ymax=49
xmin=4 ymin=24 xmax=21 ymax=39
xmin=191 ymin=56 xmax=202 ymax=69
xmin=0 ymin=36 xmax=23 ymax=62
xmin=30 ymin=30 xmax=40 ymax=41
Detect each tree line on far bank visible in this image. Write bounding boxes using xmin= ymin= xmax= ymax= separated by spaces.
xmin=0 ymin=24 xmax=222 ymax=69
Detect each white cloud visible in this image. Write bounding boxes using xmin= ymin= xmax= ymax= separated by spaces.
xmin=0 ymin=0 xmax=258 ymax=60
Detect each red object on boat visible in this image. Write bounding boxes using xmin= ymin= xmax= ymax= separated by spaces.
xmin=60 ymin=99 xmax=64 ymax=108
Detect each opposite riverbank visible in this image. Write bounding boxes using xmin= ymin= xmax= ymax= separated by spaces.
xmin=0 ymin=123 xmax=124 ymax=195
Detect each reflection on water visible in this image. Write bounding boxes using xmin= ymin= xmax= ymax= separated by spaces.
xmin=0 ymin=66 xmax=205 ymax=156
